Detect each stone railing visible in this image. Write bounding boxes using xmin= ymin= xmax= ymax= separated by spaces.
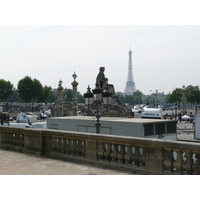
xmin=0 ymin=126 xmax=200 ymax=175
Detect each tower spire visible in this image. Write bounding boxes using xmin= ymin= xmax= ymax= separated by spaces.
xmin=123 ymin=48 xmax=136 ymax=95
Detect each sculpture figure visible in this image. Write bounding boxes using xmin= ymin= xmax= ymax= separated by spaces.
xmin=96 ymin=67 xmax=108 ymax=89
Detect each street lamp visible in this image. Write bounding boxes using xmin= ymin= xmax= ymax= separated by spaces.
xmin=174 ymin=103 xmax=177 ymax=120
xmin=31 ymin=98 xmax=34 ymax=112
xmin=84 ymin=83 xmax=112 ymax=134
xmin=181 ymin=85 xmax=186 ymax=114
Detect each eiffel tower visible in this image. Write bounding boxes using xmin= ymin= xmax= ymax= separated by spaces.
xmin=123 ymin=48 xmax=136 ymax=95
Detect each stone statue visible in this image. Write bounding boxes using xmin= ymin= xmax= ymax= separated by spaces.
xmin=96 ymin=67 xmax=108 ymax=89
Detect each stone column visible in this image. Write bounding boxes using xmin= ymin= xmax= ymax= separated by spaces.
xmin=71 ymin=72 xmax=79 ymax=116
xmin=57 ymin=79 xmax=64 ymax=117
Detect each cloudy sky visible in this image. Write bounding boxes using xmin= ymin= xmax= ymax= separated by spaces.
xmin=1 ymin=1 xmax=200 ymax=96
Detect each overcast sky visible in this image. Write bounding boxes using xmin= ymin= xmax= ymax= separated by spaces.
xmin=1 ymin=1 xmax=200 ymax=96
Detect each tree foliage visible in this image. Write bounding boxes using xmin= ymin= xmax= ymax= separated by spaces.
xmin=167 ymin=88 xmax=182 ymax=103
xmin=63 ymin=89 xmax=73 ymax=101
xmin=0 ymin=79 xmax=13 ymax=101
xmin=133 ymin=90 xmax=143 ymax=104
xmin=37 ymin=85 xmax=52 ymax=103
xmin=63 ymin=89 xmax=84 ymax=103
xmin=185 ymin=85 xmax=200 ymax=104
xmin=167 ymin=85 xmax=200 ymax=104
xmin=17 ymin=76 xmax=50 ymax=103
xmin=116 ymin=90 xmax=143 ymax=105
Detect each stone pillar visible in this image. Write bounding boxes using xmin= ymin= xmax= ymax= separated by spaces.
xmin=57 ymin=79 xmax=64 ymax=117
xmin=71 ymin=72 xmax=79 ymax=116
xmin=181 ymin=85 xmax=186 ymax=114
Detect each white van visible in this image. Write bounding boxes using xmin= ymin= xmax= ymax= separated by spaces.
xmin=31 ymin=122 xmax=47 ymax=129
xmin=141 ymin=107 xmax=164 ymax=119
xmin=16 ymin=112 xmax=30 ymax=124
xmin=4 ymin=123 xmax=30 ymax=128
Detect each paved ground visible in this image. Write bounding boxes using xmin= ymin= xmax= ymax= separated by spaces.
xmin=0 ymin=149 xmax=132 ymax=175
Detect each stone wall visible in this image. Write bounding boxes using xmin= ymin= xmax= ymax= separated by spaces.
xmin=0 ymin=126 xmax=200 ymax=175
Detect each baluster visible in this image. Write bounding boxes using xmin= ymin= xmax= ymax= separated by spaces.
xmin=50 ymin=136 xmax=56 ymax=152
xmin=75 ymin=140 xmax=82 ymax=156
xmin=124 ymin=144 xmax=132 ymax=164
xmin=97 ymin=142 xmax=104 ymax=160
xmin=110 ymin=143 xmax=117 ymax=163
xmin=11 ymin=133 xmax=15 ymax=146
xmin=132 ymin=145 xmax=139 ymax=166
xmin=117 ymin=144 xmax=125 ymax=164
xmin=172 ymin=149 xmax=182 ymax=174
xmin=138 ymin=146 xmax=146 ymax=167
xmin=3 ymin=132 xmax=8 ymax=144
xmin=181 ymin=150 xmax=192 ymax=174
xmin=60 ymin=138 xmax=65 ymax=153
xmin=69 ymin=139 xmax=75 ymax=155
xmin=104 ymin=143 xmax=111 ymax=161
xmin=163 ymin=148 xmax=173 ymax=173
xmin=192 ymin=152 xmax=200 ymax=175
xmin=64 ymin=139 xmax=70 ymax=154
xmin=20 ymin=134 xmax=24 ymax=147
xmin=15 ymin=133 xmax=20 ymax=147
xmin=55 ymin=137 xmax=60 ymax=152
xmin=80 ymin=140 xmax=85 ymax=156
xmin=8 ymin=132 xmax=12 ymax=145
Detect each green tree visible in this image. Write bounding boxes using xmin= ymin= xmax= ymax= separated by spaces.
xmin=133 ymin=90 xmax=143 ymax=104
xmin=49 ymin=90 xmax=56 ymax=103
xmin=17 ymin=76 xmax=43 ymax=103
xmin=0 ymin=79 xmax=13 ymax=101
xmin=63 ymin=89 xmax=73 ymax=102
xmin=37 ymin=86 xmax=52 ymax=103
xmin=116 ymin=92 xmax=124 ymax=103
xmin=77 ymin=92 xmax=84 ymax=103
xmin=167 ymin=88 xmax=182 ymax=103
xmin=146 ymin=95 xmax=154 ymax=105
xmin=185 ymin=85 xmax=200 ymax=104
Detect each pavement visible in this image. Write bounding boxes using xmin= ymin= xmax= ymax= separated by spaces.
xmin=0 ymin=149 xmax=132 ymax=175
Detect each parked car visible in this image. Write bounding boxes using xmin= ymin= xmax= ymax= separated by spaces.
xmin=164 ymin=106 xmax=173 ymax=110
xmin=36 ymin=113 xmax=47 ymax=120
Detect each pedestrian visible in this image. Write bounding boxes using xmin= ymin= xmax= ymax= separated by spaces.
xmin=178 ymin=113 xmax=182 ymax=123
xmin=192 ymin=119 xmax=195 ymax=128
xmin=6 ymin=113 xmax=10 ymax=126
xmin=0 ymin=117 xmax=3 ymax=125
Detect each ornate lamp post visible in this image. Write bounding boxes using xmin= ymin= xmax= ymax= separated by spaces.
xmin=84 ymin=83 xmax=112 ymax=134
xmin=71 ymin=72 xmax=79 ymax=116
xmin=181 ymin=85 xmax=186 ymax=114
xmin=31 ymin=98 xmax=34 ymax=112
xmin=174 ymin=103 xmax=177 ymax=120
xmin=57 ymin=79 xmax=64 ymax=117
xmin=162 ymin=91 xmax=165 ymax=105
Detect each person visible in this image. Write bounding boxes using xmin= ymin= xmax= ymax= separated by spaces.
xmin=178 ymin=113 xmax=182 ymax=123
xmin=6 ymin=113 xmax=10 ymax=126
xmin=0 ymin=116 xmax=3 ymax=125
xmin=192 ymin=119 xmax=195 ymax=128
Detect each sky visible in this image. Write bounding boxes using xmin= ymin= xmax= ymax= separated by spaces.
xmin=0 ymin=1 xmax=200 ymax=96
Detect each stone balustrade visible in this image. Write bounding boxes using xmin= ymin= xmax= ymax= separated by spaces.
xmin=0 ymin=126 xmax=200 ymax=175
